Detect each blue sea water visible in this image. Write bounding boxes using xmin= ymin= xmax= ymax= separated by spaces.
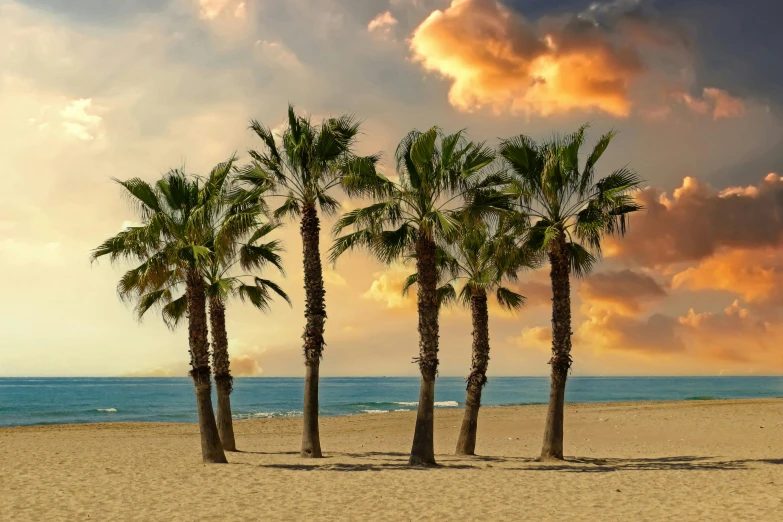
xmin=0 ymin=376 xmax=781 ymax=428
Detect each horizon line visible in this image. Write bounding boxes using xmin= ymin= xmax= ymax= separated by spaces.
xmin=1 ymin=375 xmax=780 ymax=379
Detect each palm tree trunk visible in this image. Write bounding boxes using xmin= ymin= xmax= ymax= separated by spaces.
xmin=410 ymin=230 xmax=439 ymax=466
xmin=456 ymin=289 xmax=489 ymax=456
xmin=209 ymin=297 xmax=236 ymax=452
xmin=540 ymin=233 xmax=573 ymax=461
xmin=300 ymin=203 xmax=325 ymax=458
xmin=186 ymin=270 xmax=227 ymax=464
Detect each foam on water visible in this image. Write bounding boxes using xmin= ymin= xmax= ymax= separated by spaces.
xmin=435 ymin=401 xmax=459 ymax=407
xmin=96 ymin=408 xmax=117 ymax=413
xmin=232 ymin=411 xmax=303 ymax=420
xmin=393 ymin=400 xmax=459 ymax=407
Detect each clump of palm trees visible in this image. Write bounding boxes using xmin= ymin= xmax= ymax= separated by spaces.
xmin=92 ymin=106 xmax=642 ymax=465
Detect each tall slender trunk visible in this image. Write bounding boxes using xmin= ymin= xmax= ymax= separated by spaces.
xmin=456 ymin=289 xmax=490 ymax=456
xmin=410 ymin=230 xmax=439 ymax=466
xmin=209 ymin=297 xmax=236 ymax=452
xmin=300 ymin=203 xmax=325 ymax=458
xmin=540 ymin=232 xmax=572 ymax=461
xmin=186 ymin=270 xmax=227 ymax=464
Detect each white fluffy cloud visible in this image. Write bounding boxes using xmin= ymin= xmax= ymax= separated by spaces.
xmin=368 ymin=11 xmax=398 ymax=39
xmin=198 ymin=0 xmax=248 ymax=20
xmin=60 ymin=99 xmax=105 ymax=141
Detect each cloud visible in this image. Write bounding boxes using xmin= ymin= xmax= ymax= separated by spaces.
xmin=198 ymin=0 xmax=247 ymax=20
xmin=672 ymin=247 xmax=783 ymax=306
xmin=519 ymin=280 xmax=552 ymax=307
xmin=231 ymin=354 xmax=264 ymax=376
xmin=323 ymin=268 xmax=347 ymax=287
xmin=123 ymin=367 xmax=175 ymax=377
xmin=228 ymin=338 xmax=265 ymax=376
xmin=60 ymin=98 xmax=105 ymax=141
xmin=296 ymin=267 xmax=346 ymax=287
xmin=368 ymin=11 xmax=398 ymax=39
xmin=705 ymin=88 xmax=747 ymax=119
xmin=363 ymin=266 xmax=414 ymax=309
xmin=677 ymin=87 xmax=746 ymax=120
xmin=254 ymin=40 xmax=304 ymax=72
xmin=122 ymin=361 xmax=191 ymax=377
xmin=678 ymin=300 xmax=780 ymax=366
xmin=607 ymin=174 xmax=783 ymax=266
xmin=579 ymin=307 xmax=686 ymax=355
xmin=513 ymin=325 xmax=552 ymax=352
xmin=409 ymin=0 xmax=692 ymax=117
xmin=639 ymin=105 xmax=672 ymax=122
xmin=577 ymin=297 xmax=783 ymax=369
xmin=581 ymin=269 xmax=666 ymax=314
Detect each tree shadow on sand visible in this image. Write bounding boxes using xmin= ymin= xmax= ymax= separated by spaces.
xmin=234 ymin=450 xmax=300 ymax=456
xmin=230 ymin=453 xmax=782 ymax=473
xmin=508 ymin=456 xmax=783 ymax=472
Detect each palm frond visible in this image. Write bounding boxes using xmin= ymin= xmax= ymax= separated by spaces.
xmin=113 ymin=177 xmax=161 ymax=218
xmin=135 ymin=288 xmax=172 ymax=321
xmin=401 ymin=272 xmax=418 ymax=297
xmin=162 ymin=294 xmax=188 ymax=330
xmin=496 ymin=286 xmax=525 ymax=311
xmin=566 ymin=242 xmax=597 ymax=278
xmin=240 ymin=240 xmax=285 ymax=274
xmin=437 ymin=283 xmax=457 ymax=309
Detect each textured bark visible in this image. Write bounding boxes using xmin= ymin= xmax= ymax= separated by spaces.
xmin=410 ymin=230 xmax=439 ymax=466
xmin=300 ymin=203 xmax=325 ymax=458
xmin=301 ymin=361 xmax=322 ymax=458
xmin=209 ymin=297 xmax=236 ymax=452
xmin=456 ymin=290 xmax=489 ymax=456
xmin=540 ymin=232 xmax=573 ymax=461
xmin=186 ymin=271 xmax=227 ymax=464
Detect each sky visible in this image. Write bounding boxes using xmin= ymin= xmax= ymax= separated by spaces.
xmin=1 ymin=0 xmax=782 ymax=378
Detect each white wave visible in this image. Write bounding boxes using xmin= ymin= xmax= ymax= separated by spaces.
xmin=96 ymin=408 xmax=117 ymax=413
xmin=394 ymin=408 xmax=411 ymax=412
xmin=361 ymin=409 xmax=388 ymax=414
xmin=393 ymin=401 xmax=459 ymax=408
xmin=232 ymin=411 xmax=302 ymax=420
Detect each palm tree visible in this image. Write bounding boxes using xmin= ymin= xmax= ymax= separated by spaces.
xmin=136 ymin=222 xmax=290 ymax=451
xmin=403 ymin=220 xmax=530 ymax=456
xmin=239 ymin=105 xmax=386 ymax=458
xmin=498 ymin=125 xmax=643 ymax=461
xmin=91 ymin=161 xmax=240 ymax=463
xmin=329 ymin=127 xmax=509 ymax=466
xmin=205 ymin=226 xmax=290 ymax=451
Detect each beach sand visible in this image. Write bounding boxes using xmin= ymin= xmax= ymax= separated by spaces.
xmin=1 ymin=398 xmax=781 ymax=521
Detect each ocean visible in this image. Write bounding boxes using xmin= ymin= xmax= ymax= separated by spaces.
xmin=1 ymin=376 xmax=781 ymax=428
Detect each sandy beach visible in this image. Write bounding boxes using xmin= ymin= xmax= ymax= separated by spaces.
xmin=1 ymin=399 xmax=781 ymax=521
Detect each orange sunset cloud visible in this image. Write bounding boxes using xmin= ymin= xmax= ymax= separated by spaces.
xmin=607 ymin=174 xmax=783 ymax=266
xmin=677 ymin=87 xmax=747 ymax=120
xmin=672 ymin=248 xmax=783 ymax=306
xmin=678 ymin=301 xmax=782 ymax=367
xmin=408 ymin=0 xmax=715 ymax=117
xmin=363 ymin=266 xmax=415 ymax=310
xmin=580 ymin=269 xmax=666 ymax=315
